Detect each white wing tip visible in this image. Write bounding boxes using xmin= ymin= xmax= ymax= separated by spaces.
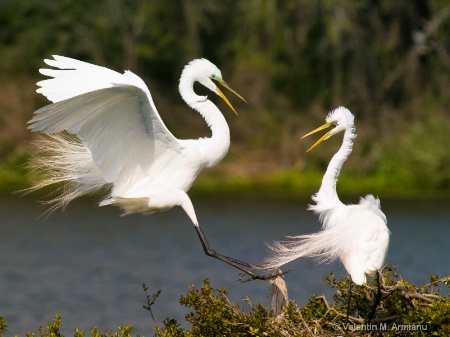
xmin=43 ymin=55 xmax=59 ymax=67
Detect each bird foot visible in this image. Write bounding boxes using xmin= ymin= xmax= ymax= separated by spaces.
xmin=238 ymin=268 xmax=289 ymax=283
xmin=214 ymin=253 xmax=288 ymax=282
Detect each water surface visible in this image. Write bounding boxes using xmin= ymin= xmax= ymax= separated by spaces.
xmin=0 ymin=195 xmax=449 ymax=335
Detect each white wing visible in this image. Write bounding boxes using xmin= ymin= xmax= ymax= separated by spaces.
xmin=342 ymin=203 xmax=389 ymax=284
xmin=28 ymin=55 xmax=181 ymax=191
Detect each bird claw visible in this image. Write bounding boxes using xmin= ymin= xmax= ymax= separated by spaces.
xmin=237 ymin=268 xmax=289 ymax=283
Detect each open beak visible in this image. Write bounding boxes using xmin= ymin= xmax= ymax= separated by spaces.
xmin=215 ymin=81 xmax=248 ymax=115
xmin=301 ymin=121 xmax=336 ymax=152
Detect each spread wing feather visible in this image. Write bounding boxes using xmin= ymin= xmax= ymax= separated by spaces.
xmin=27 ymin=55 xmax=181 ymax=199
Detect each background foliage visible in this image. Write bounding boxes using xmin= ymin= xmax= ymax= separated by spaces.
xmin=1 ymin=0 xmax=450 ymax=195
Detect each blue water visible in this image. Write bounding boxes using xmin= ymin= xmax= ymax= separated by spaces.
xmin=0 ymin=194 xmax=449 ymax=335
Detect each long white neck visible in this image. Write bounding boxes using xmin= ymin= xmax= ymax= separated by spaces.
xmin=179 ymin=76 xmax=230 ymax=168
xmin=309 ymin=124 xmax=356 ymax=220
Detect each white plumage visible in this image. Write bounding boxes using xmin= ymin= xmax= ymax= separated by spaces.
xmin=29 ymin=56 xmax=235 ymax=217
xmin=27 ymin=56 xmax=264 ymax=278
xmin=263 ymin=107 xmax=390 ymax=285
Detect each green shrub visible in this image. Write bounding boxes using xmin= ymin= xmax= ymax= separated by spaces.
xmin=1 ymin=266 xmax=449 ymax=337
xmin=149 ymin=265 xmax=450 ymax=336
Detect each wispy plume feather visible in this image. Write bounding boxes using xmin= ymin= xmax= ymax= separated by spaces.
xmin=24 ymin=133 xmax=110 ymax=214
xmin=261 ymin=224 xmax=347 ymax=270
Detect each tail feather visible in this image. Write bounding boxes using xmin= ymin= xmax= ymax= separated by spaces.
xmin=262 ymin=226 xmax=344 ymax=270
xmin=24 ymin=133 xmax=110 ymax=213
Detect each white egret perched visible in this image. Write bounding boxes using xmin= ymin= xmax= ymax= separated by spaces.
xmin=262 ymin=106 xmax=390 ymax=294
xmin=27 ymin=55 xmax=266 ymax=279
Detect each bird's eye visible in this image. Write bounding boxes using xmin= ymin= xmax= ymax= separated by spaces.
xmin=210 ymin=74 xmax=222 ymax=82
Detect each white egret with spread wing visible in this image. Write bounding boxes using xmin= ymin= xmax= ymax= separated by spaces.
xmin=262 ymin=107 xmax=390 ymax=316
xmin=28 ymin=55 xmax=266 ymax=279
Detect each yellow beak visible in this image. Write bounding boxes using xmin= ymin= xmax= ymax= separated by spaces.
xmin=301 ymin=121 xmax=336 ymax=152
xmin=215 ymin=81 xmax=248 ymax=115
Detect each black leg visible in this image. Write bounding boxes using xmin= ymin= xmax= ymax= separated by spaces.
xmin=365 ymin=271 xmax=382 ymax=324
xmin=193 ymin=224 xmax=279 ymax=281
xmin=343 ymin=278 xmax=353 ymax=337
xmin=346 ymin=278 xmax=352 ymax=324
